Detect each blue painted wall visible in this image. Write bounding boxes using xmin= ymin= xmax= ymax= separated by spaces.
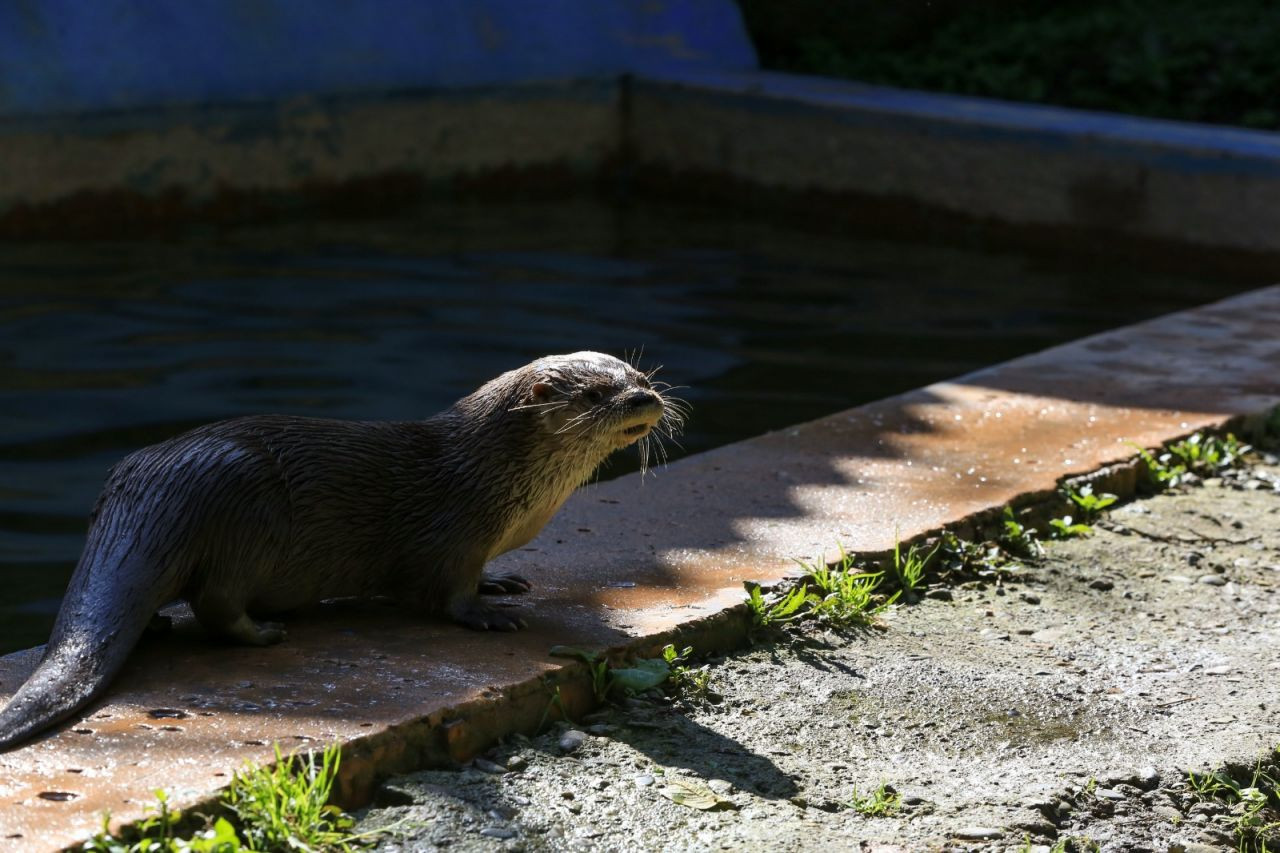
xmin=0 ymin=0 xmax=756 ymax=118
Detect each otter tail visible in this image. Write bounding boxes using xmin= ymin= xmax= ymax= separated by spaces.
xmin=0 ymin=533 xmax=179 ymax=751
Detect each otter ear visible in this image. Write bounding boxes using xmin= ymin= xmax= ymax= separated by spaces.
xmin=530 ymin=381 xmax=554 ymax=403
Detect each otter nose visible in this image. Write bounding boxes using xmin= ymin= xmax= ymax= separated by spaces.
xmin=625 ymin=389 xmax=661 ymax=411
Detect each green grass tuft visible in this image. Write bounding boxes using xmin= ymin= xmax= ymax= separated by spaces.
xmin=843 ymin=781 xmax=901 ymax=816
xmin=82 ymin=742 xmax=365 ymax=852
xmin=891 ymin=535 xmax=940 ymax=594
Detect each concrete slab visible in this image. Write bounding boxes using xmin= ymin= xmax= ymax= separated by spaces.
xmin=1 ymin=285 xmax=1278 ymax=850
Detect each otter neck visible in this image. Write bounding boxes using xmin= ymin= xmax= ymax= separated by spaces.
xmin=430 ymin=394 xmax=613 ymax=558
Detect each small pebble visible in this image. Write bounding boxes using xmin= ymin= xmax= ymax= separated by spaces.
xmin=473 ymin=757 xmax=508 ymax=775
xmin=507 ymin=755 xmax=528 ymax=771
xmin=634 ymin=773 xmax=655 ymax=787
xmin=1180 ymin=842 xmax=1223 ymax=853
xmin=954 ymin=826 xmax=1002 ymax=840
xmin=558 ymin=730 xmax=588 ymax=754
xmin=479 ymin=827 xmax=517 ymax=840
xmin=1198 ymin=574 xmax=1227 ymax=586
xmin=1020 ymin=593 xmax=1041 ymax=605
xmin=1088 ymin=578 xmax=1115 ymax=591
xmin=708 ymin=779 xmax=733 ymax=795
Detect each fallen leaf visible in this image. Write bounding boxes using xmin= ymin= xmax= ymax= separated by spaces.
xmin=660 ymin=778 xmax=735 ymax=810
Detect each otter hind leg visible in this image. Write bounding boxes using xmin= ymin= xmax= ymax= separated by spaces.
xmin=193 ymin=591 xmax=287 ymax=646
xmin=477 ymin=573 xmax=532 ymax=595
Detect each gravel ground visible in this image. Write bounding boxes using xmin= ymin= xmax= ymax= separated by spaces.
xmin=354 ymin=456 xmax=1280 ymax=852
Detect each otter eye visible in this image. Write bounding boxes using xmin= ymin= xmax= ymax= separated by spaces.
xmin=585 ymin=388 xmax=603 ymax=404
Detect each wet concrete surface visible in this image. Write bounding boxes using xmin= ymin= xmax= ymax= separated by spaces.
xmin=356 ymin=460 xmax=1280 ymax=851
xmin=0 ymin=286 xmax=1278 ymax=850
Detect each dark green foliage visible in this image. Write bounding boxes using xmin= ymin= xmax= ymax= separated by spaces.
xmin=737 ymin=0 xmax=1280 ymax=129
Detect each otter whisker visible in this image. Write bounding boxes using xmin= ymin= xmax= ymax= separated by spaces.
xmin=656 ymin=404 xmax=688 ymax=432
xmin=555 ymin=409 xmax=599 ymax=435
xmin=654 ymin=424 xmax=686 ymax=450
xmin=659 ymin=399 xmax=690 ymax=424
xmin=508 ymin=401 xmax=568 ymax=413
xmin=659 ymin=402 xmax=689 ymax=422
xmin=652 ymin=426 xmax=677 ymax=461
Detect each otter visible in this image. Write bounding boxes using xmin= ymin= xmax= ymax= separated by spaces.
xmin=0 ymin=351 xmax=683 ymax=751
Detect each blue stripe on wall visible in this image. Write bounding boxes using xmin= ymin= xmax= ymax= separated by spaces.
xmin=0 ymin=0 xmax=756 ymax=117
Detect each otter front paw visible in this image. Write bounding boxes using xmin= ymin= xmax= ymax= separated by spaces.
xmin=477 ymin=573 xmax=533 ymax=595
xmin=450 ymin=600 xmax=527 ymax=632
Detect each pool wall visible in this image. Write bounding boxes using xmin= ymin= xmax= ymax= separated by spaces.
xmin=3 ymin=2 xmax=1280 ymax=257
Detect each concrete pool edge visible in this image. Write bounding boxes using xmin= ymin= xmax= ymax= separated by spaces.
xmin=627 ymin=69 xmax=1280 ymax=256
xmin=0 ymin=285 xmax=1277 ymax=850
xmin=3 ymin=69 xmax=1280 ymax=260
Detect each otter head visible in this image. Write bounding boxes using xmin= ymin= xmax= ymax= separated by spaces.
xmin=524 ymin=352 xmax=666 ymax=450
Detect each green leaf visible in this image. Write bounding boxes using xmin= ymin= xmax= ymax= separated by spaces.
xmin=548 ymin=645 xmax=599 ymax=663
xmin=610 ymin=658 xmax=670 ymax=692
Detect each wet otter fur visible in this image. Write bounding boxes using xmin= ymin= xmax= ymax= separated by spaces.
xmin=0 ymin=351 xmax=683 ymax=751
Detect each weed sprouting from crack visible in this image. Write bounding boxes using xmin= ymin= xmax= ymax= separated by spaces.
xmin=1064 ymin=484 xmax=1118 ymax=520
xmin=1186 ymin=748 xmax=1280 ymax=851
xmin=1048 ymin=515 xmax=1094 ymax=539
xmin=746 ymin=546 xmax=898 ymax=637
xmin=843 ymin=781 xmax=902 ymax=816
xmin=548 ymin=643 xmax=717 ymax=705
xmin=662 ymin=643 xmax=714 ymax=702
xmin=891 ymin=534 xmax=940 ymax=594
xmin=1129 ymin=430 xmax=1253 ymax=491
xmin=1046 ymin=484 xmax=1120 ymax=540
xmin=1000 ymin=506 xmax=1046 ymax=560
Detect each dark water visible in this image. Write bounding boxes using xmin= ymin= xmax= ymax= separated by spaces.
xmin=0 ymin=200 xmax=1263 ymax=652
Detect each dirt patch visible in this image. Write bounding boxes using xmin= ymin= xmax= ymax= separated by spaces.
xmin=355 ymin=458 xmax=1280 ymax=851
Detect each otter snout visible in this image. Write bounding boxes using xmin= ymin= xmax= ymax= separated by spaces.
xmin=615 ymin=389 xmax=664 ymax=445
xmin=623 ymin=389 xmax=663 ymax=412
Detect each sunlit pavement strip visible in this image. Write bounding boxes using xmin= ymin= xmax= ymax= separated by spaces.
xmin=1 ymin=285 xmax=1278 ymax=851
